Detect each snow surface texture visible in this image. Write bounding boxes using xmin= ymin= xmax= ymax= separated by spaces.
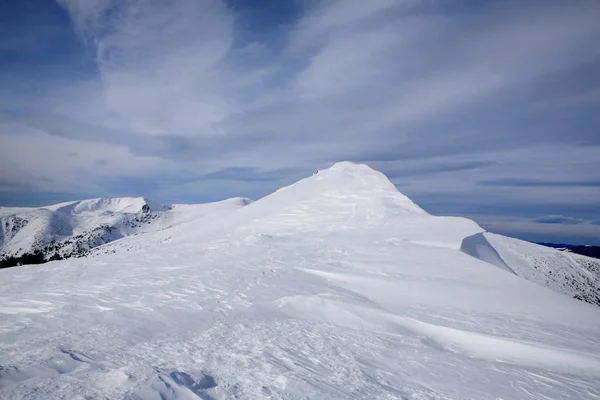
xmin=1 ymin=162 xmax=600 ymax=399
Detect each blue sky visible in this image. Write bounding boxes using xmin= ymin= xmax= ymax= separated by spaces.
xmin=1 ymin=0 xmax=599 ymax=244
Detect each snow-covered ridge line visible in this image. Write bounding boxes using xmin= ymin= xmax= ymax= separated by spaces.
xmin=0 ymin=196 xmax=252 ymax=267
xmin=1 ymin=161 xmax=600 ymax=399
xmin=2 ymin=161 xmax=599 ymax=307
xmin=2 ymin=161 xmax=598 ymax=308
xmin=462 ymin=232 xmax=600 ymax=306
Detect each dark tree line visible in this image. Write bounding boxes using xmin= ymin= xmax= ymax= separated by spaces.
xmin=0 ymin=250 xmax=63 ymax=269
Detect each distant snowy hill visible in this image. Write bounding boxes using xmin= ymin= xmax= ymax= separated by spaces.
xmin=536 ymin=242 xmax=600 ymax=260
xmin=0 ymin=197 xmax=251 ymax=266
xmin=1 ymin=162 xmax=599 ymax=399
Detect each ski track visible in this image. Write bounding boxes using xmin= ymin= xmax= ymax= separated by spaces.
xmin=1 ymin=163 xmax=599 ymax=399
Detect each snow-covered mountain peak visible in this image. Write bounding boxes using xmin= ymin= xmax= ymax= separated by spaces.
xmin=327 ymin=160 xmax=376 ymax=171
xmin=263 ymin=162 xmax=427 ymax=220
xmin=181 ymin=162 xmax=482 ymax=251
xmin=318 ymin=161 xmax=401 ymax=188
xmin=0 ymin=195 xmax=251 ymax=263
xmin=44 ymin=197 xmax=168 ymax=215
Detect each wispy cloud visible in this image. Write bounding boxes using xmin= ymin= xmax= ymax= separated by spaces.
xmin=478 ymin=179 xmax=600 ymax=187
xmin=474 ymin=215 xmax=600 ymax=245
xmin=533 ymin=215 xmax=585 ymax=225
xmin=56 ymin=0 xmax=236 ymax=134
xmin=0 ymin=0 xmax=599 ymax=244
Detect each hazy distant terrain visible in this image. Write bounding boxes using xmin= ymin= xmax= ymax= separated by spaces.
xmin=536 ymin=243 xmax=600 ymax=260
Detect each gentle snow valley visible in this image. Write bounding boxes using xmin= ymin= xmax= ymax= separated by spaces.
xmin=1 ymin=162 xmax=599 ymax=399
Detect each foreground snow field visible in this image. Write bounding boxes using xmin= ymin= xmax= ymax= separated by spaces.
xmin=1 ymin=162 xmax=599 ymax=399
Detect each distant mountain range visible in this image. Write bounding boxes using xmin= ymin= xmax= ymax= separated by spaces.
xmin=535 ymin=242 xmax=600 ymax=260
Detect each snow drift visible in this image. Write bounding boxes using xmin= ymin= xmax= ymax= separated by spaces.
xmin=462 ymin=232 xmax=600 ymax=305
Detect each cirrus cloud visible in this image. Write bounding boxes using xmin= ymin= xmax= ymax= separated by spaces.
xmin=0 ymin=0 xmax=599 ymax=244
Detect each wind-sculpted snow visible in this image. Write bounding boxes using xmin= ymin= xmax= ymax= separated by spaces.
xmin=463 ymin=232 xmax=600 ymax=306
xmin=460 ymin=232 xmax=515 ymax=274
xmin=1 ymin=162 xmax=599 ymax=399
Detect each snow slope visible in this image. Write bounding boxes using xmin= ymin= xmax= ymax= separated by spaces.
xmin=462 ymin=232 xmax=600 ymax=305
xmin=0 ymin=197 xmax=251 ymax=262
xmin=1 ymin=162 xmax=599 ymax=399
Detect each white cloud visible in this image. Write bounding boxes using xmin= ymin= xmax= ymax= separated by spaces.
xmin=0 ymin=0 xmax=599 ymax=243
xmin=57 ymin=0 xmax=235 ymax=134
xmin=51 ymin=0 xmax=600 ymax=142
xmin=0 ymin=124 xmax=177 ymax=194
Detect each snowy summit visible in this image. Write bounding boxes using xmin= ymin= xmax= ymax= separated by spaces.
xmin=1 ymin=162 xmax=599 ymax=399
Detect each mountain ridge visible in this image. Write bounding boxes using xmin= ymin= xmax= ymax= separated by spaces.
xmin=536 ymin=242 xmax=600 ymax=259
xmin=1 ymin=162 xmax=600 ymax=399
xmin=0 ymin=196 xmax=252 ymax=267
xmin=2 ymin=162 xmax=598 ymax=306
